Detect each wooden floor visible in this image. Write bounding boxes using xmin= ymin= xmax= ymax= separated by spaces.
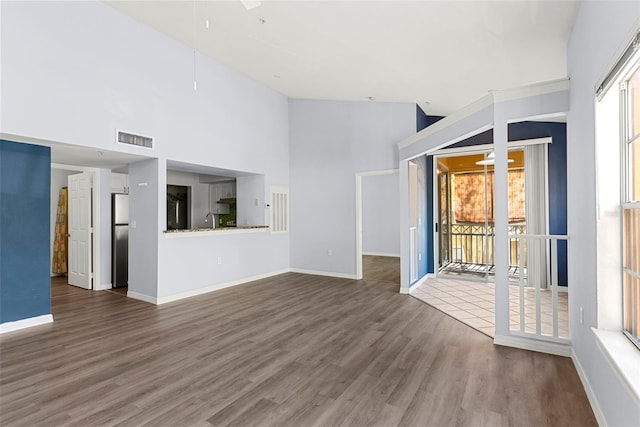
xmin=1 ymin=273 xmax=595 ymax=426
xmin=362 ymin=255 xmax=400 ymax=285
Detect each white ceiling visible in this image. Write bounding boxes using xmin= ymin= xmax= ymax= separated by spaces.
xmin=105 ymin=0 xmax=579 ymax=116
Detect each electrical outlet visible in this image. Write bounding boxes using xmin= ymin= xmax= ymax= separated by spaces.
xmin=579 ymin=306 xmax=584 ymax=325
xmin=327 ymin=249 xmax=333 ymax=256
xmin=217 ymin=256 xmax=222 ymax=265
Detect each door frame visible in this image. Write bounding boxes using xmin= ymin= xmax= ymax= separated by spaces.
xmin=431 ymin=138 xmax=552 ymax=281
xmin=52 ymin=163 xmax=104 ymax=290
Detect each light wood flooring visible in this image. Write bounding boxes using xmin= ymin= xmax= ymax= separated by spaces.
xmin=0 ymin=272 xmax=595 ymax=426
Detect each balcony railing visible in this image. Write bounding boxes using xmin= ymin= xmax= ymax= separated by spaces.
xmin=509 ymin=234 xmax=570 ymax=341
xmin=445 ymin=224 xmax=526 ymax=272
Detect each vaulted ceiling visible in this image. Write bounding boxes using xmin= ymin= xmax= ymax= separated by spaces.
xmin=105 ymin=0 xmax=580 ymax=116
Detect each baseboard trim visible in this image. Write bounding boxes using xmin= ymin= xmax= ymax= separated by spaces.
xmin=406 ymin=273 xmax=433 ymax=294
xmin=494 ymin=334 xmax=572 ymax=357
xmin=0 ymin=314 xmax=53 ymax=334
xmin=93 ymin=282 xmax=112 ymax=291
xmin=288 ymin=268 xmax=358 ymax=280
xmin=127 ymin=291 xmax=158 ymax=305
xmin=571 ymin=350 xmax=607 ymax=426
xmin=157 ymin=269 xmax=291 ymax=305
xmin=362 ymin=252 xmax=400 ymax=258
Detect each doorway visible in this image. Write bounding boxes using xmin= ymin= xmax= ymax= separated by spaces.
xmin=435 ymin=148 xmax=527 ymax=282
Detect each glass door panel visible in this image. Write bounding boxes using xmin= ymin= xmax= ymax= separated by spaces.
xmin=437 ymin=164 xmax=451 ymax=269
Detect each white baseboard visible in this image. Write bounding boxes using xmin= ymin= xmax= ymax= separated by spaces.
xmin=93 ymin=282 xmax=112 ymax=291
xmin=127 ymin=291 xmax=158 ymax=305
xmin=494 ymin=334 xmax=572 ymax=357
xmin=362 ymin=252 xmax=400 ymax=258
xmin=406 ymin=273 xmax=434 ymax=294
xmin=157 ymin=269 xmax=291 ymax=305
xmin=0 ymin=314 xmax=53 ymax=334
xmin=288 ymin=268 xmax=358 ymax=280
xmin=571 ymin=350 xmax=606 ymax=426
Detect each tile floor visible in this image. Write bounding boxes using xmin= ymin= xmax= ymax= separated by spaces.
xmin=411 ymin=276 xmax=569 ymax=339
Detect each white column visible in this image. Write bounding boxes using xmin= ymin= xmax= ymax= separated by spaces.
xmin=493 ymin=111 xmax=510 ymax=336
xmin=399 ymin=159 xmax=411 ymax=293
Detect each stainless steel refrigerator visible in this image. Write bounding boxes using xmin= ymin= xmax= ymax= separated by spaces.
xmin=112 ymin=193 xmax=129 ymax=288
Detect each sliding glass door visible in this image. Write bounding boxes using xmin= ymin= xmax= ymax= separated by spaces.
xmin=436 ymin=149 xmax=528 ymax=282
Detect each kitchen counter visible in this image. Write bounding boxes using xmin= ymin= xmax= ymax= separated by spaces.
xmin=163 ymin=225 xmax=269 ymax=238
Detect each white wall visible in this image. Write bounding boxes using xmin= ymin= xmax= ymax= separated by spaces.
xmin=128 ymin=159 xmax=159 ymax=299
xmin=289 ymin=100 xmax=414 ymax=277
xmin=1 ymin=1 xmax=290 ymax=301
xmin=236 ymin=175 xmax=266 ymax=227
xmin=362 ymin=172 xmax=400 ymax=257
xmin=50 ymin=169 xmax=77 ymax=276
xmin=567 ymin=1 xmax=640 ymax=424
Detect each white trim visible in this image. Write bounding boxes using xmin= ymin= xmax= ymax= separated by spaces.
xmin=397 ymin=79 xmax=569 ymax=152
xmin=0 ymin=314 xmax=53 ymax=334
xmin=163 ymin=227 xmax=268 ymax=238
xmin=408 ymin=273 xmax=433 ymax=293
xmin=157 ymin=269 xmax=291 ymax=304
xmin=92 ymin=170 xmax=101 ymax=292
xmin=289 ymin=268 xmax=358 ymax=280
xmin=93 ymin=282 xmax=112 ymax=291
xmin=126 ymin=291 xmax=158 ymax=305
xmin=356 ymin=169 xmax=399 ymax=177
xmin=492 ymin=78 xmax=571 ymax=104
xmin=432 ymin=137 xmax=552 ymax=157
xmin=572 ymin=349 xmax=607 ymax=426
xmin=493 ymin=334 xmax=572 ymax=357
xmin=51 ymin=162 xmax=92 ymax=172
xmin=356 ymin=174 xmax=363 ymax=280
xmin=592 ymin=328 xmax=640 ymax=405
xmin=362 ymin=252 xmax=400 ymax=258
xmin=594 ymin=17 xmax=640 ymax=99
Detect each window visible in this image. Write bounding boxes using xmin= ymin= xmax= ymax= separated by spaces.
xmin=622 ymin=64 xmax=640 ymax=349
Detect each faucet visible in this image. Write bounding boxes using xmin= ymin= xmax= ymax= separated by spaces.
xmin=204 ymin=212 xmax=216 ymax=228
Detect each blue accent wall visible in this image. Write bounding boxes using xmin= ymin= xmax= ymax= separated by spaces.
xmin=416 ymin=106 xmax=444 ymax=275
xmin=508 ymin=122 xmax=568 ymax=286
xmin=0 ymin=140 xmax=51 ymax=323
xmin=426 ymin=156 xmax=434 ymax=274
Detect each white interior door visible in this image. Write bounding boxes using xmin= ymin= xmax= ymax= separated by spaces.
xmin=68 ymin=173 xmax=92 ymax=289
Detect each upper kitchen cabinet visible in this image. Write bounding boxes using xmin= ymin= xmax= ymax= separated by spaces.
xmin=111 ymin=173 xmax=129 ymax=194
xmin=209 ymin=180 xmax=236 ymax=214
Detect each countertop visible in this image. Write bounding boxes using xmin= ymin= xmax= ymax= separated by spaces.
xmin=163 ymin=225 xmax=269 ymax=238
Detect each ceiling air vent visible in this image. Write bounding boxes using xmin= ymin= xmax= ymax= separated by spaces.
xmin=116 ymin=130 xmax=153 ymax=149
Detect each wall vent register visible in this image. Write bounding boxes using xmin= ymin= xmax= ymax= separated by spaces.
xmin=270 ymin=187 xmax=289 ymax=234
xmin=116 ymin=130 xmax=153 ymax=149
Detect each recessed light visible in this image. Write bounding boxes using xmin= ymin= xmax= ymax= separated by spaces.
xmin=258 ymin=18 xmax=266 ymax=25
